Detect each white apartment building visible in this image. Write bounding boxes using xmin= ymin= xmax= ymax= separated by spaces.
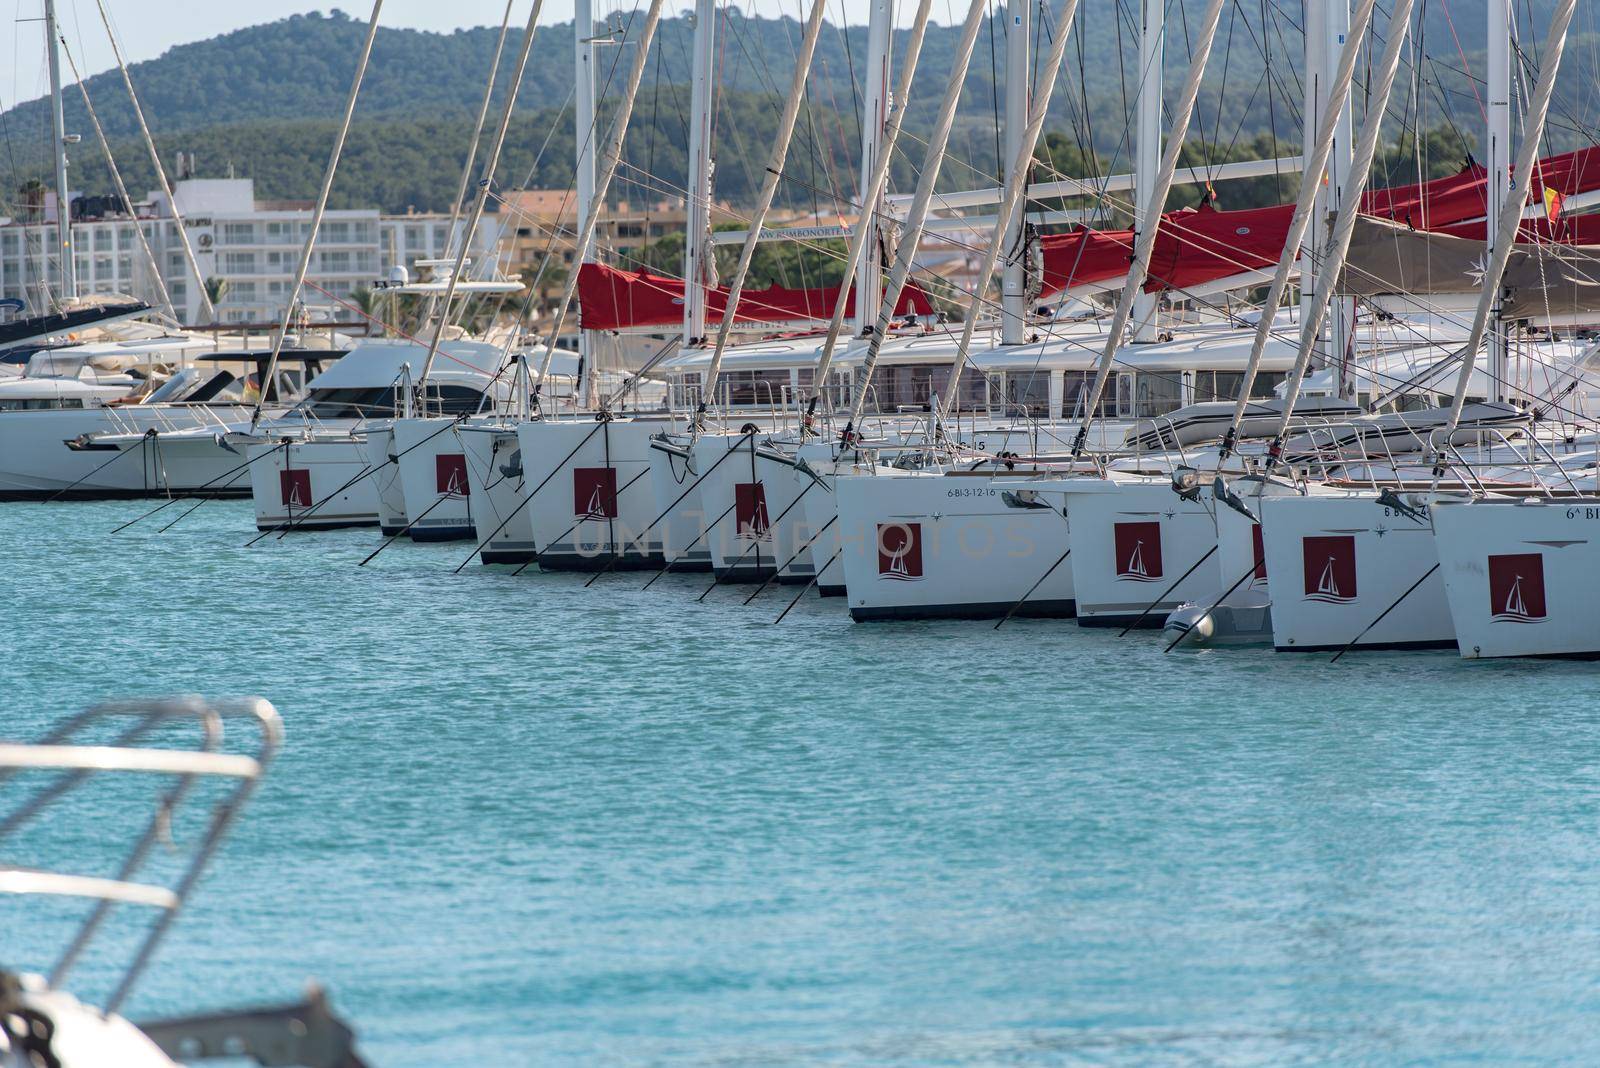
xmin=0 ymin=178 xmax=506 ymax=325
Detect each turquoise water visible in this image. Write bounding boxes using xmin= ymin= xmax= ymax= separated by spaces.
xmin=4 ymin=499 xmax=1600 ymax=1064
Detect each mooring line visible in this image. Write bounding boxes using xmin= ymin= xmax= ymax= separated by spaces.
xmin=113 ymin=441 xmax=290 ymax=534
xmin=1116 ymin=543 xmax=1219 ymax=636
xmin=1162 ymin=559 xmax=1260 ymax=653
xmin=699 ymin=477 xmax=820 ymax=600
xmin=638 ymin=499 xmax=739 ymax=591
xmin=743 ymin=512 xmax=836 ymax=605
xmin=774 ymin=548 xmax=840 ymax=624
xmin=45 ymin=429 xmax=154 ymax=504
xmin=358 ymin=490 xmax=461 ymax=567
xmin=576 ymin=429 xmax=757 ymax=586
xmin=1329 ymin=563 xmax=1440 ymax=663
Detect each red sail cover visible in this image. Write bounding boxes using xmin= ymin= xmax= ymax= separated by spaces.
xmin=576 ymin=263 xmax=934 ymax=332
xmin=1041 ymin=146 xmax=1600 ymax=297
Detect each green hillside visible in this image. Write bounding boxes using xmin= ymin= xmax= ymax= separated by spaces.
xmin=0 ymin=5 xmax=1592 ymax=215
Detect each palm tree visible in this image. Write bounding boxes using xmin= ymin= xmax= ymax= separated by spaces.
xmin=203 ymin=276 xmax=230 ymax=306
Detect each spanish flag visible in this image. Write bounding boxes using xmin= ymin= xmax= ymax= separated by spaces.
xmin=1544 ymin=186 xmax=1565 ymax=221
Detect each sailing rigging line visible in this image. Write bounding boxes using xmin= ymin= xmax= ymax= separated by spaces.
xmin=841 ymin=0 xmax=994 ymax=436
xmin=534 ymin=0 xmax=667 ymax=398
xmin=250 ymin=0 xmax=384 ymax=431
xmin=1218 ymin=0 xmax=1390 ymax=456
xmin=58 ymin=39 xmax=176 ymax=322
xmin=692 ymin=0 xmax=832 ymax=425
xmin=92 ymin=0 xmax=215 ymax=324
xmin=416 ymin=0 xmax=548 ymax=393
xmin=1069 ymin=0 xmax=1231 ymax=459
xmin=936 ymin=0 xmax=1085 ymax=420
xmin=420 ymin=0 xmax=517 ymax=334
xmin=1435 ymin=0 xmax=1580 ymax=469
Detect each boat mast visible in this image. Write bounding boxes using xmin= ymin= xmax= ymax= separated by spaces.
xmin=999 ymin=0 xmax=1031 ymax=345
xmin=43 ymin=0 xmax=76 ymax=305
xmin=420 ymin=0 xmax=516 ymax=336
xmin=1302 ymin=0 xmax=1355 ymax=394
xmin=1129 ymin=0 xmax=1162 ymax=342
xmin=1262 ymin=0 xmax=1418 ymax=462
xmin=575 ymin=0 xmax=598 ymax=393
xmin=854 ymin=0 xmax=895 ymax=337
xmin=416 ymin=0 xmax=546 ymax=393
xmin=802 ymin=0 xmax=934 ymax=424
xmin=535 ymin=0 xmax=667 ymax=395
xmin=841 ymin=0 xmax=997 ymax=436
xmin=937 ymin=0 xmax=1083 ymax=416
xmin=1486 ymin=0 xmax=1513 ymax=405
xmin=92 ymin=0 xmax=214 ymax=323
xmin=695 ymin=0 xmax=831 ymax=426
xmin=1069 ymin=0 xmax=1230 ymax=457
xmin=1218 ymin=0 xmax=1380 ymax=456
xmin=683 ymin=0 xmax=719 ymax=349
xmin=251 ymin=0 xmax=385 ymax=430
xmin=1436 ymin=0 xmax=1578 ymax=456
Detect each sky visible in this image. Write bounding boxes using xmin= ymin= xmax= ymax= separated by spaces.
xmin=6 ymin=0 xmax=896 ymax=109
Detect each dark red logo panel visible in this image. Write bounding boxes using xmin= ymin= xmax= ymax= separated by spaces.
xmin=280 ymin=468 xmax=312 ymax=509
xmin=1114 ymin=521 xmax=1163 ymax=581
xmin=878 ymin=522 xmax=923 ymax=581
xmin=1252 ymin=524 xmax=1267 ymax=583
xmin=573 ymin=467 xmax=618 ymax=520
xmin=1302 ymin=535 xmax=1357 ymax=603
xmin=1488 ymin=552 xmax=1546 ymax=623
xmin=436 ymin=454 xmax=469 ymax=496
xmin=735 ymin=483 xmax=771 ymax=541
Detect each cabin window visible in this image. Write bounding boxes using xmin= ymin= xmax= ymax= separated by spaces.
xmin=1192 ymin=370 xmax=1285 ymax=403
xmin=712 ymin=369 xmax=792 ymax=407
xmin=865 ymin=364 xmax=986 ymax=413
xmin=425 ymin=384 xmax=485 ymax=415
xmin=304 ymin=387 xmax=395 ymax=419
xmin=1003 ymin=370 xmax=1051 ymax=417
xmin=0 ymin=397 xmax=86 ymax=410
xmin=1132 ymin=371 xmax=1184 ymax=418
xmin=1062 ymin=371 xmax=1113 ymax=420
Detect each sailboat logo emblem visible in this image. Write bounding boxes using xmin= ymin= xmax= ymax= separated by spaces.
xmin=573 ymin=467 xmax=619 ymax=520
xmin=1113 ymin=522 xmax=1163 ymax=581
xmin=1488 ymin=553 xmax=1547 ymax=623
xmin=436 ymin=454 xmax=470 ymax=497
xmin=735 ymin=483 xmax=771 ymax=541
xmin=279 ymin=468 xmax=312 ymax=510
xmin=1301 ymin=535 xmax=1357 ymax=603
xmin=877 ymin=522 xmax=923 ymax=581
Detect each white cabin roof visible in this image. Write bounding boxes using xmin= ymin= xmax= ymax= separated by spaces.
xmin=306 ymin=339 xmax=504 ymax=390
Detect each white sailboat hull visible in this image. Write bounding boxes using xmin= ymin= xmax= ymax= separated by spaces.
xmin=1065 ymin=478 xmax=1218 ymax=628
xmin=0 ymin=405 xmax=252 ymax=500
xmin=393 ymin=417 xmax=476 ymax=543
xmin=247 ymin=436 xmax=378 ymax=532
xmin=833 ymin=469 xmax=1075 ymax=621
xmin=461 ymin=426 xmax=535 ymax=564
xmin=1258 ymin=491 xmax=1453 ymax=652
xmin=1432 ymin=497 xmax=1600 ymax=659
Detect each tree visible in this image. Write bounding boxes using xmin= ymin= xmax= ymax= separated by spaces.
xmin=204 ymin=276 xmax=230 ymax=305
